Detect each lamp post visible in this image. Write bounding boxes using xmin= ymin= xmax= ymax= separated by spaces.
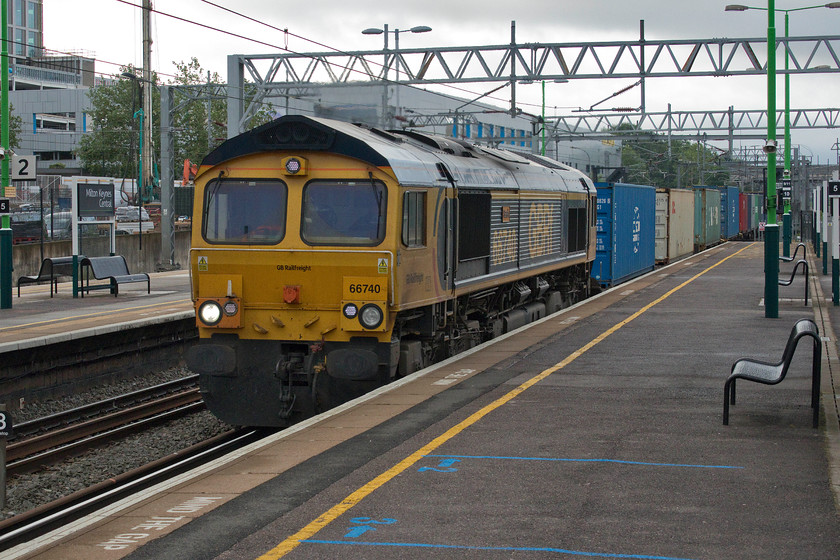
xmin=726 ymin=2 xmax=840 ymax=317
xmin=726 ymin=3 xmax=840 ymax=260
xmin=362 ymin=24 xmax=432 ymax=128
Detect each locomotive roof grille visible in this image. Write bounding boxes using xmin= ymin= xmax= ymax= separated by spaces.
xmin=256 ymin=120 xmax=335 ymax=150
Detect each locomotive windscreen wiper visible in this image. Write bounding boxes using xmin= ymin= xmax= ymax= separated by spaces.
xmin=203 ymin=171 xmax=225 ymax=223
xmin=368 ymin=172 xmax=383 ymax=239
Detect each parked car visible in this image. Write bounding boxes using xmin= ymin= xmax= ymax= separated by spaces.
xmin=115 ymin=206 xmax=151 ymax=222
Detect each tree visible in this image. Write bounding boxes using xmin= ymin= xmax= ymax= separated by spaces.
xmin=78 ymin=59 xmax=274 ymax=182
xmin=169 ymin=58 xmax=274 ymax=166
xmin=170 ymin=58 xmax=227 ymax=166
xmin=6 ymin=107 xmax=22 ymax=150
xmin=617 ymin=126 xmax=731 ymax=188
xmin=77 ymin=65 xmax=160 ymax=179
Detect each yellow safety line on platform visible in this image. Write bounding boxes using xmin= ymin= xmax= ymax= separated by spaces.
xmin=256 ymin=243 xmax=755 ymax=559
xmin=0 ymin=299 xmax=193 ymax=332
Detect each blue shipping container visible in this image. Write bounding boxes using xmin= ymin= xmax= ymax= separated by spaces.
xmin=707 ymin=185 xmax=739 ymax=239
xmin=593 ymin=183 xmax=656 ymax=287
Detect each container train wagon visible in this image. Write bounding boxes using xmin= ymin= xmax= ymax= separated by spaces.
xmin=655 ymin=188 xmax=694 ymax=265
xmin=713 ymin=186 xmax=740 ymax=240
xmin=739 ymin=192 xmax=763 ymax=239
xmin=592 ymin=183 xmax=656 ymax=287
xmin=186 ymin=115 xmax=597 ymax=427
xmin=693 ymin=187 xmax=722 ymax=252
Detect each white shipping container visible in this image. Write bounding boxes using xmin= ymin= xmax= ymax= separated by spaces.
xmin=655 ymin=188 xmax=695 ymax=263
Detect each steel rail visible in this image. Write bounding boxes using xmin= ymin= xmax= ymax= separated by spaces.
xmin=0 ymin=428 xmax=269 ymax=551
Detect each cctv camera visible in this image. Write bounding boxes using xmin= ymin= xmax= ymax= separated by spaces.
xmin=0 ymin=147 xmax=5 ymax=160
xmin=762 ymin=140 xmax=777 ymax=154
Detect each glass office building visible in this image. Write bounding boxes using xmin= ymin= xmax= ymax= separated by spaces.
xmin=8 ymin=0 xmax=43 ymax=59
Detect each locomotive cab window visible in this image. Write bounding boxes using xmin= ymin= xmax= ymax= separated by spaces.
xmin=301 ymin=180 xmax=387 ymax=246
xmin=202 ymin=179 xmax=287 ymax=244
xmin=402 ymin=191 xmax=426 ymax=248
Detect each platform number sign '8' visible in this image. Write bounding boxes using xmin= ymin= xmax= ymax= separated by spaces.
xmin=0 ymin=410 xmax=14 ymax=438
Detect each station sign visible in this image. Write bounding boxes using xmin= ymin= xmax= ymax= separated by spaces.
xmin=0 ymin=409 xmax=13 ymax=438
xmin=829 ymin=181 xmax=840 ymax=198
xmin=0 ymin=198 xmax=8 ymax=214
xmin=77 ymin=183 xmax=115 ymax=218
xmin=780 ymin=178 xmax=792 ymax=200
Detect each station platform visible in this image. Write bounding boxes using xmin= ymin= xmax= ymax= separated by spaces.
xmin=0 ymin=269 xmax=193 ymax=352
xmin=4 ymin=240 xmax=840 ymax=560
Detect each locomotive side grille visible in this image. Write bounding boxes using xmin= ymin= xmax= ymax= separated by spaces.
xmin=519 ymin=197 xmax=566 ymax=267
xmin=490 ymin=198 xmax=519 ymax=272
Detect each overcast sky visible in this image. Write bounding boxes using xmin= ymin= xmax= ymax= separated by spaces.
xmin=42 ymin=0 xmax=840 ymax=162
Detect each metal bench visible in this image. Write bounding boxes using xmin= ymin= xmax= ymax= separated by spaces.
xmin=723 ymin=318 xmax=821 ymax=427
xmin=79 ymin=256 xmax=150 ymax=297
xmin=778 ymin=259 xmax=809 ymax=306
xmin=16 ymin=256 xmax=84 ymax=298
xmin=779 ymin=242 xmax=806 ymax=263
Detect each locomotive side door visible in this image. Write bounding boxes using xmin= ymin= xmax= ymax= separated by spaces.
xmin=438 ymin=196 xmax=455 ymax=293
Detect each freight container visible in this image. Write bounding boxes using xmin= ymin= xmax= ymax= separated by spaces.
xmin=593 ymin=183 xmax=656 ymax=287
xmin=711 ymin=186 xmax=739 ymax=239
xmin=693 ymin=187 xmax=721 ymax=251
xmin=739 ymin=192 xmax=749 ymax=236
xmin=749 ymin=193 xmax=763 ymax=235
xmin=655 ymin=188 xmax=694 ymax=264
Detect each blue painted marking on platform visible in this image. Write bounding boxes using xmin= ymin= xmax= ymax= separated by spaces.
xmin=424 ymin=454 xmax=743 ymax=469
xmin=301 ymin=539 xmax=698 ymax=559
xmin=343 ymin=526 xmax=375 ymax=538
xmin=349 ymin=517 xmax=397 ymax=525
xmin=418 ymin=458 xmax=461 ymax=473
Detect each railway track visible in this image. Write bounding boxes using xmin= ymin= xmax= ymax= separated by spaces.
xmin=0 ymin=428 xmax=271 ymax=552
xmin=6 ymin=376 xmax=203 ymax=476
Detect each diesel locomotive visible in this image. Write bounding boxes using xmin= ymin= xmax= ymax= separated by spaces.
xmin=186 ymin=115 xmax=597 ymax=427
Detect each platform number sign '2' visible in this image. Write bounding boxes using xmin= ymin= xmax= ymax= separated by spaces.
xmin=12 ymin=155 xmax=37 ymax=181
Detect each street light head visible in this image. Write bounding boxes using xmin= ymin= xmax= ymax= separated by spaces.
xmin=724 ymin=4 xmax=749 ymax=11
xmin=409 ymin=25 xmax=432 ymax=33
xmin=361 ymin=27 xmax=383 ymax=35
xmin=826 ymin=2 xmax=840 ymax=8
xmin=121 ymin=72 xmax=138 ymax=80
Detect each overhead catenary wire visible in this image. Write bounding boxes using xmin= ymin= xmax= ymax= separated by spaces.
xmin=112 ymin=0 xmax=544 ymax=112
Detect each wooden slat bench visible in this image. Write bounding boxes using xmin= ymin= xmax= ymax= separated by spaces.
xmin=79 ymin=256 xmax=150 ymax=297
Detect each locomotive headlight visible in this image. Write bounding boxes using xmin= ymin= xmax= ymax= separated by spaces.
xmin=358 ymin=304 xmax=384 ymax=329
xmin=198 ymin=301 xmax=223 ymax=326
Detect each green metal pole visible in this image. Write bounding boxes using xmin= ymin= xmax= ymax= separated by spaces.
xmin=1 ymin=0 xmax=11 ymax=310
xmin=834 ymin=198 xmax=839 ymax=305
xmin=765 ymin=0 xmax=779 ymax=318
xmin=782 ymin=12 xmax=792 ymax=257
xmin=134 ymin=108 xmax=143 ymax=254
